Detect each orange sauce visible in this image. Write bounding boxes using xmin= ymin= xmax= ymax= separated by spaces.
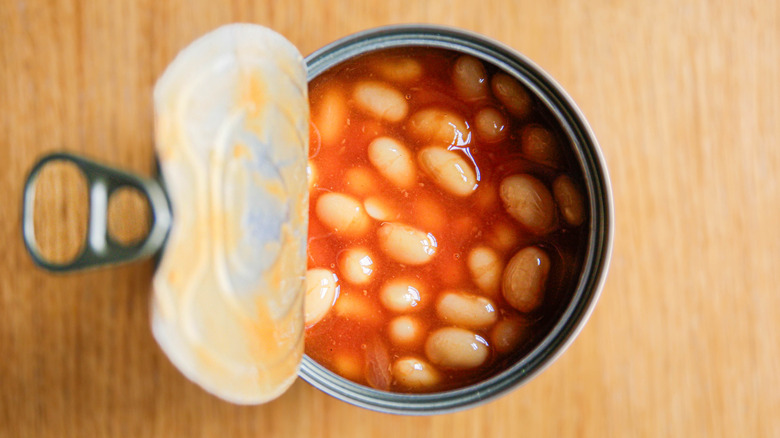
xmin=304 ymin=48 xmax=588 ymax=392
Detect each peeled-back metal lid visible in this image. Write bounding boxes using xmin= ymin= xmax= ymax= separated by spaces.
xmin=150 ymin=24 xmax=309 ymax=404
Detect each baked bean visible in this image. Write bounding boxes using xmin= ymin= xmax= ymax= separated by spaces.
xmin=388 ymin=315 xmax=425 ymax=347
xmin=500 ymin=174 xmax=556 ymax=234
xmin=332 ymin=352 xmax=363 ymax=382
xmin=407 ymin=108 xmax=472 ymax=147
xmin=553 ymin=174 xmax=586 ymax=227
xmin=313 ymin=86 xmax=347 ymax=147
xmin=502 ymin=246 xmax=550 ymax=313
xmin=392 ymin=357 xmax=440 ymax=389
xmin=452 ymin=55 xmax=489 ymax=101
xmin=377 ymin=222 xmax=437 ymax=265
xmin=380 ymin=278 xmax=427 ymax=313
xmin=473 ymin=182 xmax=498 ymax=211
xmin=304 ymin=268 xmax=338 ymax=326
xmin=425 ymin=327 xmax=489 ymax=369
xmin=487 ymin=220 xmax=521 ymax=253
xmin=363 ymin=196 xmax=398 ymax=221
xmin=474 ymin=107 xmax=508 ymax=143
xmin=491 ymin=73 xmax=532 ymax=119
xmin=491 ymin=316 xmax=528 ymax=353
xmin=521 ymin=124 xmax=560 ymax=167
xmin=334 ymin=292 xmax=383 ymax=324
xmin=315 ymin=192 xmax=371 ymax=237
xmin=338 ymin=247 xmax=375 ymax=285
xmin=305 ymin=47 xmax=590 ymax=393
xmin=436 ymin=291 xmax=498 ymax=329
xmin=353 ymin=81 xmax=408 ymax=123
xmin=368 ymin=136 xmax=416 ymax=189
xmin=467 ymin=246 xmax=503 ymax=296
xmin=345 ymin=167 xmax=379 ymax=196
xmin=418 ymin=147 xmax=477 ymax=197
xmin=375 ymin=58 xmax=423 ymax=83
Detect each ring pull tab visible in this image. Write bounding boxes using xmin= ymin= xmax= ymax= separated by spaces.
xmin=22 ymin=152 xmax=172 ymax=272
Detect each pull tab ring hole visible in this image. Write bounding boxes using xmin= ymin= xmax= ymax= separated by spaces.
xmin=31 ymin=160 xmax=89 ymax=264
xmin=107 ymin=186 xmax=151 ymax=246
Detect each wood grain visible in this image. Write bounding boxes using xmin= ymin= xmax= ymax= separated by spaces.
xmin=2 ymin=0 xmax=779 ymax=436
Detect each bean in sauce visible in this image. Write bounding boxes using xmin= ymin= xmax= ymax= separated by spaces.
xmin=305 ymin=48 xmax=588 ymax=393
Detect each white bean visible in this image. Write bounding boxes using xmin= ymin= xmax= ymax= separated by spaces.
xmin=334 ymin=292 xmax=382 ymax=324
xmin=363 ymin=196 xmax=398 ymax=221
xmin=345 ymin=167 xmax=379 ymax=196
xmin=380 ymin=278 xmax=427 ymax=313
xmin=436 ymin=291 xmax=498 ymax=329
xmin=491 ymin=316 xmax=528 ymax=353
xmin=417 ymin=147 xmax=477 ymax=197
xmin=315 ymin=192 xmax=371 ymax=237
xmin=553 ymin=174 xmax=586 ymax=227
xmin=500 ymin=174 xmax=556 ymax=234
xmin=491 ymin=73 xmax=532 ymax=119
xmin=375 ymin=58 xmax=423 ymax=83
xmin=467 ymin=246 xmax=503 ymax=296
xmin=487 ymin=220 xmax=521 ymax=253
xmin=392 ymin=357 xmax=440 ymax=389
xmin=332 ymin=352 xmax=364 ymax=382
xmin=474 ymin=107 xmax=508 ymax=143
xmin=368 ymin=137 xmax=416 ymax=189
xmin=304 ymin=268 xmax=338 ymax=326
xmin=353 ymin=81 xmax=408 ymax=123
xmin=313 ymin=86 xmax=347 ymax=147
xmin=388 ymin=315 xmax=425 ymax=347
xmin=377 ymin=222 xmax=437 ymax=265
xmin=425 ymin=327 xmax=489 ymax=369
xmin=453 ymin=55 xmax=489 ymax=101
xmin=502 ymin=246 xmax=550 ymax=313
xmin=521 ymin=124 xmax=560 ymax=167
xmin=407 ymin=108 xmax=472 ymax=147
xmin=338 ymin=247 xmax=375 ymax=285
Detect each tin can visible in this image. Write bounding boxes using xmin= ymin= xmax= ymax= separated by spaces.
xmin=22 ymin=24 xmax=613 ymax=415
xmin=298 ymin=25 xmax=614 ymax=415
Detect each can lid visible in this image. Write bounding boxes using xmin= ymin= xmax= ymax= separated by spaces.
xmin=150 ymin=24 xmax=309 ymax=405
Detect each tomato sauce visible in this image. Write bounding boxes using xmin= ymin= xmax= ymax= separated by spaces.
xmin=304 ymin=48 xmax=588 ymax=392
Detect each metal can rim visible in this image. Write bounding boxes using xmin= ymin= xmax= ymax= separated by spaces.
xmin=300 ymin=24 xmax=615 ymax=416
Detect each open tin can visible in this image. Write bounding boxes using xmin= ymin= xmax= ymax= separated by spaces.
xmin=299 ymin=25 xmax=613 ymax=415
xmin=22 ymin=25 xmax=613 ymax=415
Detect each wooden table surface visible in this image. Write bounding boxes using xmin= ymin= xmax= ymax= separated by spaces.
xmin=2 ymin=1 xmax=779 ymax=436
